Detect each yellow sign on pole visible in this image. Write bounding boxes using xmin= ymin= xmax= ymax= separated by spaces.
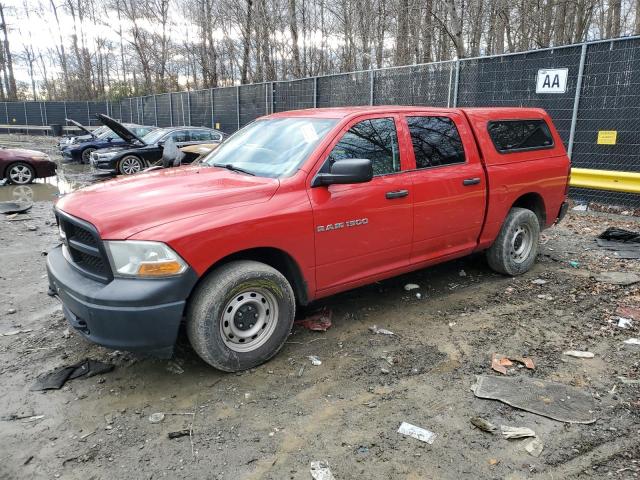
xmin=215 ymin=122 xmax=220 ymax=130
xmin=597 ymin=130 xmax=617 ymax=145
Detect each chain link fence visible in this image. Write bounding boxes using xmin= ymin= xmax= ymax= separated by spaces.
xmin=3 ymin=36 xmax=640 ymax=208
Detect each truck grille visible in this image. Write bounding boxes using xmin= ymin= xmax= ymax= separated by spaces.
xmin=57 ymin=210 xmax=112 ymax=282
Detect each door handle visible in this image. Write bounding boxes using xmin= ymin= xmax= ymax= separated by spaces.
xmin=385 ymin=190 xmax=409 ymax=199
xmin=463 ymin=178 xmax=481 ymax=186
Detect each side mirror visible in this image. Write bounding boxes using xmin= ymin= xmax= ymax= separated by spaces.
xmin=312 ymin=158 xmax=373 ymax=187
xmin=158 ymin=140 xmax=165 ymax=147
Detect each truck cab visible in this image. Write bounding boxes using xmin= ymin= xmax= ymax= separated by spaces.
xmin=47 ymin=106 xmax=570 ymax=371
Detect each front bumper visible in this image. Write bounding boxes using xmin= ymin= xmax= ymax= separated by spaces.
xmin=46 ymin=245 xmax=198 ymax=358
xmin=90 ymin=156 xmax=117 ymax=174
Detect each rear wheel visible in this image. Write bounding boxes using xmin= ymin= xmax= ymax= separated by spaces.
xmin=6 ymin=162 xmax=35 ymax=185
xmin=81 ymin=147 xmax=96 ymax=164
xmin=187 ymin=260 xmax=296 ymax=372
xmin=118 ymin=155 xmax=144 ymax=175
xmin=486 ymin=207 xmax=540 ymax=276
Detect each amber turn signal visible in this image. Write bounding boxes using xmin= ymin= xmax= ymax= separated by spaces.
xmin=137 ymin=261 xmax=185 ymax=277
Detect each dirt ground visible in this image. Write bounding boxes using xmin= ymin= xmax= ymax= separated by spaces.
xmin=0 ymin=134 xmax=639 ymax=480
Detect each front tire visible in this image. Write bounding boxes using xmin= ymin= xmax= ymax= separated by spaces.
xmin=6 ymin=162 xmax=35 ymax=185
xmin=187 ymin=260 xmax=296 ymax=372
xmin=486 ymin=207 xmax=540 ymax=276
xmin=118 ymin=155 xmax=145 ymax=175
xmin=81 ymin=147 xmax=96 ymax=164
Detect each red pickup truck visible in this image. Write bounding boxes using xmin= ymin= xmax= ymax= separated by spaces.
xmin=47 ymin=106 xmax=570 ymax=371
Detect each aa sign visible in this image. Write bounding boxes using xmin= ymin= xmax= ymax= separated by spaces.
xmin=536 ymin=68 xmax=568 ymax=94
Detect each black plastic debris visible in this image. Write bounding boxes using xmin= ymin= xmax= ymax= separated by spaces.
xmin=596 ymin=227 xmax=640 ymax=259
xmin=31 ymin=359 xmax=114 ymax=391
xmin=0 ymin=201 xmax=33 ymax=215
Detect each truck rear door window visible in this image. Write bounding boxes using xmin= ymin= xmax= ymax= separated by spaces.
xmin=407 ymin=116 xmax=465 ymax=168
xmin=327 ymin=118 xmax=400 ymax=176
xmin=488 ymin=120 xmax=553 ymax=152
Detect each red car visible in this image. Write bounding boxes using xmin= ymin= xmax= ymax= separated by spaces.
xmin=47 ymin=106 xmax=570 ymax=371
xmin=1 ymin=147 xmax=57 ymax=184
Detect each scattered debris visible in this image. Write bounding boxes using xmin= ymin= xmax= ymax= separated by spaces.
xmin=569 ymin=261 xmax=580 ymax=268
xmin=6 ymin=308 xmax=17 ymax=315
xmin=563 ymin=350 xmax=595 ymax=359
xmin=397 ymin=421 xmax=436 ymax=444
xmin=472 ymin=375 xmax=597 ymax=424
xmin=149 ymin=413 xmax=165 ymax=424
xmin=308 ymin=355 xmax=322 ymax=366
xmin=26 ymin=225 xmax=38 ymax=232
xmin=166 ymin=361 xmax=184 ymax=375
xmin=459 ymin=269 xmax=467 ymax=277
xmin=617 ymin=306 xmax=640 ymax=321
xmin=310 ymin=460 xmax=336 ymax=480
xmin=295 ymin=308 xmax=332 ymax=332
xmin=369 ymin=325 xmax=395 ymax=336
xmin=501 ymin=426 xmax=536 ymax=439
xmin=0 ymin=201 xmax=32 ymax=214
xmin=596 ymin=227 xmax=640 ymax=258
xmin=572 ymin=204 xmax=588 ymax=211
xmin=488 ymin=458 xmax=499 ymax=466
xmin=22 ymin=415 xmax=44 ymax=423
xmin=168 ymin=429 xmax=190 ymax=439
xmin=491 ymin=353 xmax=535 ymax=374
xmin=31 ymin=359 xmax=115 ymax=391
xmin=525 ymin=437 xmax=545 ymax=457
xmin=594 ymin=272 xmax=640 ymax=286
xmin=623 ymin=338 xmax=640 ymax=346
xmin=404 ymin=283 xmax=420 ymax=291
xmin=1 ymin=413 xmax=43 ymax=422
xmin=531 ymin=278 xmax=548 ymax=285
xmin=470 ymin=416 xmax=497 ymax=433
xmin=2 ymin=328 xmax=32 ymax=336
xmin=617 ymin=317 xmax=633 ymax=329
xmin=617 ymin=376 xmax=640 ymax=385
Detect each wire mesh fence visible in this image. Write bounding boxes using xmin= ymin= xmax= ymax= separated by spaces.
xmin=2 ymin=36 xmax=640 ymax=208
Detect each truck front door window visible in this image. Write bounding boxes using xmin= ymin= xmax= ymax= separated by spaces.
xmin=407 ymin=116 xmax=465 ymax=168
xmin=327 ymin=118 xmax=399 ymax=176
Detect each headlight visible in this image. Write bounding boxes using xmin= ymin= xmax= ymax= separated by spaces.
xmin=97 ymin=152 xmax=117 ymax=160
xmin=105 ymin=241 xmax=188 ymax=278
xmin=70 ymin=137 xmax=78 ymax=144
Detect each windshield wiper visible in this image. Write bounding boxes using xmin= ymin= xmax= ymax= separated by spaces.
xmin=213 ymin=163 xmax=255 ymax=176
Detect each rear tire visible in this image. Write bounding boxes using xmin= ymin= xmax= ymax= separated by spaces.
xmin=487 ymin=207 xmax=540 ymax=276
xmin=186 ymin=260 xmax=296 ymax=372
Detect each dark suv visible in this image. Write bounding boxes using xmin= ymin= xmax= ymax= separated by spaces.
xmin=90 ymin=115 xmax=225 ymax=175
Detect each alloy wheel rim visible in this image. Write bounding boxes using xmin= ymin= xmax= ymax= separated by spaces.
xmin=9 ymin=165 xmax=32 ymax=184
xmin=220 ymin=289 xmax=279 ymax=352
xmin=510 ymin=225 xmax=532 ymax=264
xmin=121 ymin=157 xmax=142 ymax=174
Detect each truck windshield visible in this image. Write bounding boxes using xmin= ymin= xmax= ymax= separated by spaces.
xmin=202 ymin=117 xmax=338 ymax=178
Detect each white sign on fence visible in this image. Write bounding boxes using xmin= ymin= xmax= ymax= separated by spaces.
xmin=536 ymin=68 xmax=568 ymax=93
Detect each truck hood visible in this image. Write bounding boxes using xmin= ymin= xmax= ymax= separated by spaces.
xmin=56 ymin=166 xmax=280 ymax=239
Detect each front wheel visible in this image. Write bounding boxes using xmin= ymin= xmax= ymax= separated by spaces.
xmin=486 ymin=207 xmax=540 ymax=276
xmin=6 ymin=162 xmax=35 ymax=185
xmin=118 ymin=155 xmax=145 ymax=175
xmin=187 ymin=260 xmax=296 ymax=372
xmin=81 ymin=147 xmax=96 ymax=164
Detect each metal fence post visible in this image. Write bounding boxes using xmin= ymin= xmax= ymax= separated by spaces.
xmin=313 ymin=77 xmax=318 ymax=108
xmin=236 ymin=85 xmax=240 ymax=130
xmin=369 ymin=70 xmax=375 ymax=105
xmin=63 ymin=101 xmax=68 ymax=122
xmin=169 ymin=94 xmax=174 ymax=126
xmin=129 ymin=98 xmax=133 ymax=123
xmin=24 ymin=102 xmax=29 ymax=134
xmin=86 ymin=101 xmax=91 ymax=125
xmin=210 ymin=89 xmax=215 ymax=128
xmin=452 ymin=59 xmax=461 ymax=107
xmin=154 ymin=95 xmax=158 ymax=126
xmin=119 ymin=101 xmax=122 ymax=122
xmin=271 ymin=82 xmax=275 ymax=114
xmin=568 ymin=42 xmax=588 ymax=160
xmin=187 ymin=92 xmax=192 ymax=126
